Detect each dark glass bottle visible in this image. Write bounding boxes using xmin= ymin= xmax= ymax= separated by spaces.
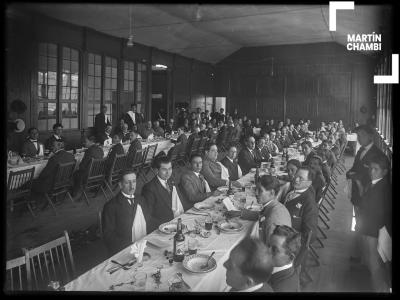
xmin=227 ymin=180 xmax=234 ymax=195
xmin=173 ymin=218 xmax=185 ymax=262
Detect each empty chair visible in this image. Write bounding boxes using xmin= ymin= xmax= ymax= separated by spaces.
xmin=5 ymin=255 xmax=31 ymax=291
xmin=7 ymin=167 xmax=36 ymax=217
xmin=44 ymin=161 xmax=76 ymax=216
xmin=23 ymin=230 xmax=76 ymax=290
xmin=105 ymin=153 xmax=127 ymax=194
xmin=80 ymin=158 xmax=109 ymax=206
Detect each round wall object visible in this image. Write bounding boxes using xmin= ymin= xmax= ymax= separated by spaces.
xmin=14 ymin=119 xmax=25 ymax=133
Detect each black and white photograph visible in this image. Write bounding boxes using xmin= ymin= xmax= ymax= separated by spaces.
xmin=5 ymin=1 xmax=396 ymax=293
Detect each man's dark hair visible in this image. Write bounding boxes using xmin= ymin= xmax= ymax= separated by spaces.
xmin=298 ymin=166 xmax=313 ymax=181
xmin=131 ymin=103 xmax=136 ymax=108
xmin=287 ymin=159 xmax=301 ymax=169
xmin=86 ymin=135 xmax=97 ymax=143
xmin=272 ymin=225 xmax=302 ymax=261
xmin=154 ymin=155 xmax=171 ymax=169
xmin=120 ymin=169 xmax=137 ymax=181
xmin=27 ymin=127 xmax=38 ymax=134
xmin=369 ymin=154 xmax=390 ymax=171
xmin=190 ymin=153 xmax=202 ymax=162
xmin=234 ymin=237 xmax=274 ymax=284
xmin=53 ymin=123 xmax=63 ymax=130
xmin=112 ymin=133 xmax=122 ymax=140
xmin=259 ymin=175 xmax=280 ymax=195
xmin=354 ymin=124 xmax=375 ymax=135
xmin=205 ymin=142 xmax=217 ymax=152
xmin=301 ymin=140 xmax=312 ymax=149
xmin=310 ymin=155 xmax=323 ymax=166
xmin=101 ymin=104 xmax=107 ymax=110
xmin=227 ymin=143 xmax=237 ymax=151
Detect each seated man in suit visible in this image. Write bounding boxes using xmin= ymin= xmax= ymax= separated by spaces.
xmin=287 ymin=124 xmax=297 ymax=144
xmin=271 ymin=131 xmax=283 ymax=153
xmin=355 ymin=154 xmax=391 ymax=292
xmin=238 ymin=136 xmax=259 ymax=175
xmin=179 ymin=153 xmax=223 ymax=208
xmin=227 ymin=175 xmax=292 ymax=244
xmin=113 ymin=118 xmax=126 ymax=136
xmin=21 ymin=127 xmax=45 ymax=158
xmin=319 ymin=140 xmax=337 ymax=169
xmin=102 ymin=169 xmax=151 ymax=256
xmin=94 ymin=105 xmax=111 ymax=140
xmin=31 ymin=140 xmax=75 ymax=209
xmin=220 ymin=144 xmax=243 ymax=181
xmin=267 ymin=225 xmax=301 ymax=292
xmin=301 ymin=141 xmax=316 ymax=166
xmin=165 ymin=118 xmax=175 ymax=135
xmin=105 ymin=133 xmax=125 ymax=182
xmin=120 ymin=123 xmax=131 ymax=143
xmin=72 ymin=135 xmax=104 ymax=198
xmin=263 ymin=133 xmax=279 ymax=157
xmin=223 ymin=237 xmax=274 ymax=292
xmin=309 ymin=156 xmax=327 ymax=202
xmin=126 ymin=131 xmax=143 ymax=167
xmin=292 ymin=124 xmax=302 ymax=141
xmin=97 ymin=124 xmax=113 ymax=146
xmin=153 ymin=120 xmax=165 ymax=137
xmin=281 ymin=127 xmax=293 ymax=148
xmin=283 ymin=167 xmax=318 ymax=244
xmin=201 ymin=142 xmax=242 ymax=190
xmin=45 ymin=123 xmax=66 ymax=151
xmin=139 ymin=121 xmax=155 ymax=139
xmin=255 ymin=137 xmax=271 ymax=163
xmin=141 ymin=156 xmax=187 ymax=231
xmin=175 ymin=127 xmax=188 ymax=147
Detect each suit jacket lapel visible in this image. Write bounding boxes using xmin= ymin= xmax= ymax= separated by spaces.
xmin=269 ymin=267 xmax=295 ymax=285
xmin=154 ymin=178 xmax=173 ymax=209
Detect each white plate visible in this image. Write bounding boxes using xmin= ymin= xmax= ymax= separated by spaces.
xmin=219 ymin=221 xmax=243 ymax=232
xmin=245 ymin=204 xmax=262 ymax=212
xmin=193 ymin=202 xmax=215 ymax=211
xmin=183 ymin=254 xmax=217 ymax=273
xmin=217 ymin=186 xmax=228 ymax=192
xmin=159 ymin=222 xmax=177 ymax=234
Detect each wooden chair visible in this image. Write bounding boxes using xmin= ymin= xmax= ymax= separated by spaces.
xmin=23 ymin=230 xmax=76 ymax=290
xmin=294 ymin=230 xmax=313 ymax=287
xmin=7 ymin=167 xmax=36 ymax=217
xmin=130 ymin=149 xmax=145 ymax=172
xmin=139 ymin=144 xmax=158 ymax=181
xmin=177 ymin=143 xmax=188 ymax=166
xmin=197 ymin=137 xmax=209 ymax=155
xmin=5 ymin=255 xmax=31 ymax=291
xmin=45 ymin=161 xmax=76 ymax=216
xmin=187 ymin=138 xmax=201 ymax=162
xmin=168 ymin=142 xmax=182 ymax=167
xmin=105 ymin=154 xmax=127 ymax=194
xmin=80 ymin=158 xmax=109 ymax=206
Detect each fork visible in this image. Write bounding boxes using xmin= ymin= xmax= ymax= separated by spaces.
xmin=200 ymin=251 xmax=215 ymax=270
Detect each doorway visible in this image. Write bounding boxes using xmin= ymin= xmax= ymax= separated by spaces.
xmin=151 ymin=67 xmax=168 ymax=126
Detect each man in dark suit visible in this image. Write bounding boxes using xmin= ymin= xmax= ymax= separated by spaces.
xmin=175 ymin=127 xmax=188 ymax=148
xmin=123 ymin=104 xmax=143 ymax=130
xmin=292 ymin=124 xmax=302 ymax=141
xmin=45 ymin=123 xmax=66 ymax=151
xmin=105 ymin=133 xmax=125 ymax=182
xmin=255 ymin=137 xmax=271 ymax=163
xmin=72 ymin=135 xmax=104 ymax=198
xmin=220 ymin=145 xmax=242 ymax=181
xmin=120 ymin=123 xmax=131 ymax=143
xmin=243 ymin=119 xmax=254 ymax=140
xmin=165 ymin=118 xmax=176 ymax=135
xmin=309 ymin=156 xmax=327 ymax=202
xmin=217 ymin=108 xmax=226 ymax=123
xmin=267 ymin=225 xmax=301 ymax=292
xmin=94 ymin=105 xmax=111 ymax=141
xmin=141 ymin=156 xmax=187 ymax=231
xmin=31 ymin=140 xmax=75 ymax=208
xmin=223 ymin=237 xmax=274 ymax=292
xmin=238 ymin=136 xmax=258 ymax=175
xmin=97 ymin=124 xmax=113 ymax=146
xmin=355 ymin=155 xmax=391 ymax=292
xmin=126 ymin=131 xmax=143 ymax=167
xmin=284 ymin=167 xmax=318 ymax=244
xmin=139 ymin=121 xmax=155 ymax=139
xmin=179 ymin=154 xmax=222 ymax=208
xmin=153 ymin=120 xmax=165 ymax=137
xmin=186 ymin=125 xmax=200 ymax=155
xmin=102 ymin=169 xmax=151 ymax=256
xmin=21 ymin=127 xmax=45 ymax=158
xmin=301 ymin=141 xmax=317 ymax=166
xmin=271 ymin=131 xmax=283 ymax=152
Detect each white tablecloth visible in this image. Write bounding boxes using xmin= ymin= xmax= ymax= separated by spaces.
xmin=6 ymin=139 xmax=174 ymax=181
xmin=64 ymin=150 xmax=304 ymax=292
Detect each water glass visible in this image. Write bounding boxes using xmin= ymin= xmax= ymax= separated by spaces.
xmin=205 ymin=216 xmax=213 ymax=231
xmin=188 ymin=237 xmax=198 ymax=255
xmin=133 ymin=272 xmax=147 ymax=291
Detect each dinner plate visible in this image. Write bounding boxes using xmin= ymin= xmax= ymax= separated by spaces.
xmin=245 ymin=204 xmax=262 ymax=212
xmin=193 ymin=202 xmax=215 ymax=211
xmin=219 ymin=221 xmax=243 ymax=233
xmin=183 ymin=254 xmax=217 ymax=273
xmin=159 ymin=222 xmax=178 ymax=234
xmin=217 ymin=186 xmax=228 ymax=192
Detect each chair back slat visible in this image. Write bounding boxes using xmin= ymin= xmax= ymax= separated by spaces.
xmin=143 ymin=144 xmax=158 ymax=164
xmin=53 ymin=161 xmax=76 ymax=190
xmin=6 ymin=256 xmax=30 ymax=291
xmin=131 ymin=149 xmax=144 ymax=167
xmin=293 ymin=230 xmax=312 ymax=269
xmin=23 ymin=231 xmax=75 ymax=290
xmin=7 ymin=167 xmax=35 ymax=192
xmin=87 ymin=158 xmax=107 ymax=184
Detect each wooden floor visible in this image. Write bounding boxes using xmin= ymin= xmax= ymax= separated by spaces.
xmin=6 ymin=153 xmax=374 ymax=291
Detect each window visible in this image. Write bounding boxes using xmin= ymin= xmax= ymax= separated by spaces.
xmin=37 ymin=43 xmax=80 ymax=131
xmin=136 ymin=62 xmax=147 ymax=113
xmin=87 ymin=53 xmax=102 ymax=127
xmin=104 ymin=56 xmax=118 ymax=123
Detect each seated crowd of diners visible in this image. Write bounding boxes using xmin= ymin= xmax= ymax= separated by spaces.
xmin=10 ymin=104 xmax=391 ymax=292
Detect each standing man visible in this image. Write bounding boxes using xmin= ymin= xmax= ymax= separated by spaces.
xmin=124 ymin=104 xmax=143 ymax=130
xmin=45 ymin=123 xmax=66 ymax=151
xmin=102 ymin=169 xmax=150 ymax=256
xmin=97 ymin=124 xmax=113 ymax=146
xmin=141 ymin=156 xmax=187 ymax=230
xmin=94 ymin=105 xmax=111 ymax=141
xmin=21 ymin=127 xmax=45 ymax=158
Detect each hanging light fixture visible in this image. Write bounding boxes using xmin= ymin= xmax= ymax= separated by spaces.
xmin=127 ymin=6 xmax=134 ymax=47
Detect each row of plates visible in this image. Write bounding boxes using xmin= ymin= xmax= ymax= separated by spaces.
xmin=158 ymin=219 xmax=244 ymax=235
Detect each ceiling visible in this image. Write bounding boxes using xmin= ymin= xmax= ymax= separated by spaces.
xmin=19 ymin=4 xmax=387 ymax=64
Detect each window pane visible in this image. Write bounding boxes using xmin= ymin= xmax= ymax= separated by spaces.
xmin=88 ymin=76 xmax=94 ymax=88
xmin=71 ymin=74 xmax=79 ymax=87
xmin=123 ymin=80 xmax=128 ymax=91
xmin=124 ymin=70 xmax=129 ymax=80
xmin=48 ymin=44 xmax=57 ymax=57
xmin=48 ymin=57 xmax=57 ymax=72
xmin=71 ymin=87 xmax=78 ymax=100
xmin=88 ymin=64 xmax=94 ymax=76
xmin=111 ymin=79 xmax=117 ymax=90
xmin=94 ymin=103 xmax=100 ymax=113
xmin=95 ymin=55 xmax=101 ymax=65
xmin=62 ymin=118 xmax=70 ymax=129
xmin=71 ymin=49 xmax=79 ymax=61
xmin=88 ymin=88 xmax=94 ymax=100
xmin=62 ymin=74 xmax=70 ymax=87
xmin=48 ymin=72 xmax=57 ymax=85
xmin=37 ymin=102 xmax=46 ymax=118
xmin=95 ymin=77 xmax=101 ymax=88
xmin=129 ymin=70 xmax=134 ymax=80
xmin=70 ymin=117 xmax=78 ymax=129
xmin=71 ymin=61 xmax=79 ymax=74
xmin=48 ymin=86 xmax=57 ymax=99
xmin=128 ymin=81 xmax=134 ymax=91
xmin=48 ymin=118 xmax=56 ymax=131
xmin=88 ymin=53 xmax=94 ymax=64
xmin=48 ymin=102 xmax=57 ymax=115
xmin=38 ymin=119 xmax=47 ymax=131
xmin=105 ymin=66 xmax=111 ymax=77
xmin=112 ymin=59 xmax=117 ymax=68
xmin=95 ymin=65 xmax=101 ymax=76
xmin=63 ymin=47 xmax=71 ymax=60
xmin=62 ymin=103 xmax=70 ymax=116
xmin=62 ymin=87 xmax=70 ymax=100
xmin=94 ymin=89 xmax=101 ymax=100
xmin=104 ymin=90 xmax=111 ymax=101
xmin=71 ymin=103 xmax=78 ymax=115
xmin=111 ymin=67 xmax=117 ymax=78
xmin=105 ymin=57 xmax=110 ymax=66
xmin=105 ymin=78 xmax=111 ymax=89
xmin=39 ymin=56 xmax=47 ymax=70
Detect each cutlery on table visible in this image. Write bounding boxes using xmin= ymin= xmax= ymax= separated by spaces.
xmin=176 ymin=272 xmax=191 ymax=290
xmin=108 ymin=260 xmax=136 ymax=274
xmin=249 ymin=201 xmax=254 ymax=209
xmin=200 ymin=251 xmax=215 ymax=270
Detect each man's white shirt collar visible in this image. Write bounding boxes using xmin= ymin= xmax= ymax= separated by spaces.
xmin=157 ymin=176 xmax=169 ymax=189
xmin=54 ymin=134 xmax=61 ymax=139
xmin=193 ymin=171 xmax=200 ymax=177
xmin=121 ymin=191 xmax=135 ymax=205
xmin=294 ymin=187 xmax=308 ymax=194
xmin=236 ymin=283 xmax=264 ymax=292
xmin=272 ymin=262 xmax=293 ymax=275
xmin=227 ymin=156 xmax=235 ymax=163
xmin=262 ymin=200 xmax=274 ymax=210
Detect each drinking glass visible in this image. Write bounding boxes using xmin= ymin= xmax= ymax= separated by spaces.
xmin=133 ymin=272 xmax=147 ymax=291
xmin=188 ymin=237 xmax=198 ymax=255
xmin=205 ymin=216 xmax=213 ymax=231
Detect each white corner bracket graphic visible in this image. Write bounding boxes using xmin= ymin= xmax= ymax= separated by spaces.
xmin=329 ymin=1 xmax=355 ymax=31
xmin=374 ymin=54 xmax=399 ymax=84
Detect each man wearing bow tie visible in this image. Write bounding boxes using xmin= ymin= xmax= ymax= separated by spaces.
xmin=102 ymin=169 xmax=151 ymax=256
xmin=45 ymin=123 xmax=66 ymax=151
xmin=141 ymin=156 xmax=187 ymax=231
xmin=238 ymin=136 xmax=259 ymax=175
xmin=21 ymin=127 xmax=44 ymax=157
xmin=180 ymin=154 xmax=223 ymax=208
xmin=283 ymin=167 xmax=318 ymax=244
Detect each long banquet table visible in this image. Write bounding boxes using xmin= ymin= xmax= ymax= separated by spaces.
xmin=63 ymin=146 xmax=307 ymax=292
xmin=6 ymin=138 xmax=175 ymax=181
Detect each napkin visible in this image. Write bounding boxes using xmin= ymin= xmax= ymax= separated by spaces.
xmin=222 ymin=197 xmax=239 ymax=211
xmin=130 ymin=239 xmax=147 ymax=263
xmin=377 ymin=226 xmax=392 ymax=263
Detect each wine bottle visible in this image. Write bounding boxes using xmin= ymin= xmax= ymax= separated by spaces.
xmin=173 ymin=218 xmax=185 ymax=262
